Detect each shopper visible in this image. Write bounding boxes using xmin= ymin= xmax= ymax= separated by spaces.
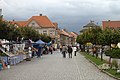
xmin=62 ymin=45 xmax=67 ymax=58
xmin=68 ymin=46 xmax=73 ymax=58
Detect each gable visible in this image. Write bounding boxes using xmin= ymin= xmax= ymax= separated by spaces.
xmin=27 ymin=20 xmax=40 ymax=28
xmin=25 ymin=16 xmax=55 ymax=28
xmin=13 ymin=21 xmax=27 ymax=27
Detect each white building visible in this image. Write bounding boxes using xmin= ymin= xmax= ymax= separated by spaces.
xmin=12 ymin=14 xmax=57 ymax=39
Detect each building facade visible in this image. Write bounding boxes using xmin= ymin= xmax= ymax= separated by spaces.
xmin=13 ymin=15 xmax=56 ymax=38
xmin=80 ymin=21 xmax=98 ymax=34
xmin=11 ymin=14 xmax=77 ymax=46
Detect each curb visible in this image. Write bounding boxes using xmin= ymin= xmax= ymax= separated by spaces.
xmin=81 ymin=52 xmax=120 ymax=80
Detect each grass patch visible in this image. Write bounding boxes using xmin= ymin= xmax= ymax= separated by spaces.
xmin=105 ymin=69 xmax=120 ymax=78
xmin=80 ymin=52 xmax=106 ymax=66
xmin=80 ymin=52 xmax=120 ymax=79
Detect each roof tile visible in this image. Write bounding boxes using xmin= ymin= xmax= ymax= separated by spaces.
xmin=102 ymin=21 xmax=120 ymax=29
xmin=25 ymin=16 xmax=55 ymax=28
xmin=12 ymin=15 xmax=55 ymax=28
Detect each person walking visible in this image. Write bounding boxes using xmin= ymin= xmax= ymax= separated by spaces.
xmin=92 ymin=47 xmax=96 ymax=57
xmin=68 ymin=45 xmax=73 ymax=58
xmin=74 ymin=46 xmax=77 ymax=56
xmin=37 ymin=46 xmax=42 ymax=58
xmin=62 ymin=45 xmax=67 ymax=58
xmin=60 ymin=45 xmax=62 ymax=52
xmin=49 ymin=46 xmax=53 ymax=54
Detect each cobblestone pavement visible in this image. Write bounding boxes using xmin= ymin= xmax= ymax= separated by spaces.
xmin=0 ymin=51 xmax=116 ymax=80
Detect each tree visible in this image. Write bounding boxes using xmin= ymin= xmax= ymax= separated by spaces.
xmin=102 ymin=28 xmax=113 ymax=46
xmin=0 ymin=20 xmax=20 ymax=41
xmin=105 ymin=48 xmax=120 ymax=65
xmin=76 ymin=34 xmax=84 ymax=44
xmin=78 ymin=27 xmax=102 ymax=52
xmin=0 ymin=20 xmax=51 ymax=42
xmin=90 ymin=27 xmax=102 ymax=45
xmin=40 ymin=34 xmax=51 ymax=43
xmin=102 ymin=28 xmax=120 ymax=63
xmin=19 ymin=27 xmax=40 ymax=41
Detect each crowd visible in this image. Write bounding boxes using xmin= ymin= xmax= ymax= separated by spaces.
xmin=0 ymin=42 xmax=79 ymax=71
xmin=60 ymin=45 xmax=78 ymax=58
xmin=0 ymin=43 xmax=55 ymax=71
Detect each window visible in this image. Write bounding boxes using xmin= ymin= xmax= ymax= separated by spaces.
xmin=49 ymin=30 xmax=52 ymax=35
xmin=50 ymin=30 xmax=53 ymax=32
xmin=43 ymin=30 xmax=47 ymax=35
xmin=50 ymin=30 xmax=55 ymax=35
xmin=32 ymin=23 xmax=35 ymax=26
xmin=50 ymin=33 xmax=52 ymax=36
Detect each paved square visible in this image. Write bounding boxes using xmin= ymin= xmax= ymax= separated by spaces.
xmin=0 ymin=51 xmax=116 ymax=80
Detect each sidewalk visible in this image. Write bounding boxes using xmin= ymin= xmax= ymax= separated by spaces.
xmin=0 ymin=51 xmax=115 ymax=80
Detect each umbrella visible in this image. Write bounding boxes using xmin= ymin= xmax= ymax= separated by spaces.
xmin=35 ymin=39 xmax=45 ymax=44
xmin=47 ymin=41 xmax=52 ymax=46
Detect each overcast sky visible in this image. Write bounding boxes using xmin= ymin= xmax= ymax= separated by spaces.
xmin=1 ymin=0 xmax=120 ymax=33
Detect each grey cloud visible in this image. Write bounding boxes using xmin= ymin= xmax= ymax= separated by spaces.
xmin=1 ymin=0 xmax=120 ymax=33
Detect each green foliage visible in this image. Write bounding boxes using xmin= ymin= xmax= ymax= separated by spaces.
xmin=40 ymin=34 xmax=51 ymax=43
xmin=105 ymin=69 xmax=120 ymax=78
xmin=102 ymin=28 xmax=113 ymax=45
xmin=81 ymin=52 xmax=106 ymax=65
xmin=77 ymin=26 xmax=102 ymax=45
xmin=76 ymin=35 xmax=84 ymax=44
xmin=81 ymin=51 xmax=120 ymax=79
xmin=101 ymin=28 xmax=120 ymax=46
xmin=97 ymin=32 xmax=105 ymax=45
xmin=0 ymin=53 xmax=8 ymax=56
xmin=19 ymin=27 xmax=40 ymax=41
xmin=111 ymin=60 xmax=118 ymax=69
xmin=0 ymin=20 xmax=51 ymax=42
xmin=78 ymin=27 xmax=120 ymax=47
xmin=105 ymin=48 xmax=120 ymax=59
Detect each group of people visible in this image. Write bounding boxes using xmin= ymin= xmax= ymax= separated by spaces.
xmin=27 ymin=45 xmax=55 ymax=60
xmin=61 ymin=45 xmax=77 ymax=58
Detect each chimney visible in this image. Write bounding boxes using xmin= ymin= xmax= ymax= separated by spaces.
xmin=108 ymin=20 xmax=110 ymax=22
xmin=63 ymin=29 xmax=66 ymax=31
xmin=40 ymin=14 xmax=42 ymax=16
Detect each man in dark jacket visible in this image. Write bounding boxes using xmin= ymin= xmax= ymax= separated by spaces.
xmin=68 ymin=46 xmax=73 ymax=58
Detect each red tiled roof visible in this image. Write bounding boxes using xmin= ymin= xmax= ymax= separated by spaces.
xmin=70 ymin=32 xmax=78 ymax=38
xmin=15 ymin=21 xmax=27 ymax=27
xmin=57 ymin=29 xmax=62 ymax=35
xmin=61 ymin=29 xmax=71 ymax=37
xmin=25 ymin=16 xmax=55 ymax=28
xmin=58 ymin=29 xmax=76 ymax=38
xmin=53 ymin=22 xmax=58 ymax=29
xmin=102 ymin=21 xmax=120 ymax=29
xmin=12 ymin=15 xmax=55 ymax=28
xmin=68 ymin=32 xmax=74 ymax=38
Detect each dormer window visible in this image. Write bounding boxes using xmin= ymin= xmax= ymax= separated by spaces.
xmin=32 ymin=23 xmax=35 ymax=26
